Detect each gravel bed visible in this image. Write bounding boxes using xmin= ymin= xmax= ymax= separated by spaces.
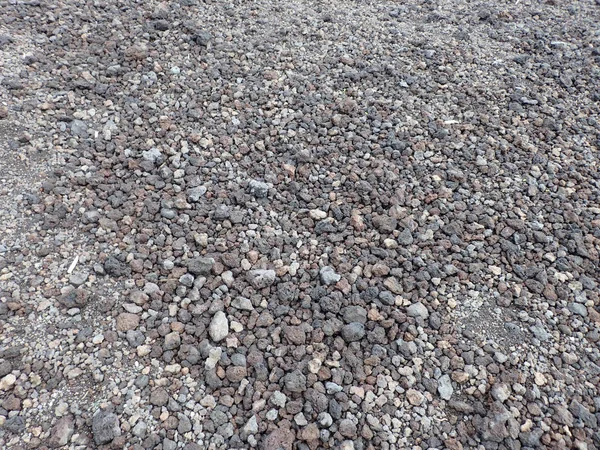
xmin=1 ymin=0 xmax=600 ymax=449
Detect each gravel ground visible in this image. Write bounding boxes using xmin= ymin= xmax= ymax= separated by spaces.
xmin=1 ymin=0 xmax=600 ymax=449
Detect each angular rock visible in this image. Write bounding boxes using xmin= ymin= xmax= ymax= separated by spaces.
xmin=164 ymin=332 xmax=181 ymax=350
xmin=248 ymin=269 xmax=276 ymax=289
xmin=187 ymin=257 xmax=214 ymax=276
xmin=92 ymin=411 xmax=121 ymax=445
xmin=248 ymin=180 xmax=269 ymax=198
xmin=283 ymin=326 xmax=306 ymax=345
xmin=398 ymin=228 xmax=414 ymax=245
xmin=299 ymin=423 xmax=319 ymax=441
xmin=116 ymin=313 xmax=139 ymax=332
xmin=407 ymin=302 xmax=429 ymax=320
xmin=104 ymin=257 xmax=129 ymax=277
xmin=150 ymin=388 xmax=169 ymax=407
xmin=243 ymin=415 xmax=258 ymax=435
xmin=231 ymin=296 xmax=254 ymax=311
xmin=209 ymin=311 xmax=229 ymax=342
xmin=319 ymin=266 xmax=341 ymax=285
xmin=262 ymin=425 xmax=295 ymax=450
xmin=438 ymin=374 xmax=453 ymax=400
xmin=341 ymin=322 xmax=365 ymax=342
xmin=49 ymin=416 xmax=75 ymax=448
xmin=3 ymin=415 xmax=24 ymax=433
xmin=491 ymin=383 xmax=511 ymax=403
xmin=284 ymin=370 xmax=307 ymax=393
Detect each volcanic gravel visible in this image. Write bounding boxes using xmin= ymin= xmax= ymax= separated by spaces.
xmin=1 ymin=0 xmax=600 ymax=449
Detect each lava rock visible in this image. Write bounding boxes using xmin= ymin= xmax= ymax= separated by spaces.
xmin=92 ymin=411 xmax=121 ymax=445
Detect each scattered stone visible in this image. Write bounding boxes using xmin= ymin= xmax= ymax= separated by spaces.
xmin=406 ymin=388 xmax=425 ymax=406
xmin=116 ymin=313 xmax=139 ymax=331
xmin=262 ymin=425 xmax=295 ymax=450
xmin=341 ymin=322 xmax=365 ymax=342
xmin=3 ymin=416 xmax=25 ymax=433
xmin=398 ymin=228 xmax=414 ymax=245
xmin=247 ymin=269 xmax=277 ymax=289
xmin=270 ymin=391 xmax=287 ymax=408
xmin=283 ymin=325 xmax=306 ymax=345
xmin=142 ymin=147 xmax=162 ymax=162
xmin=164 ymin=332 xmax=181 ymax=350
xmin=243 ymin=416 xmax=258 ymax=434
xmin=284 ymin=370 xmax=307 ymax=393
xmin=407 ymin=302 xmax=429 ymax=319
xmin=187 ymin=257 xmax=214 ymax=276
xmin=248 ymin=180 xmax=269 ymax=198
xmin=319 ymin=266 xmax=341 ymax=285
xmin=1 ymin=2 xmax=598 ymax=448
xmin=339 ymin=419 xmax=357 ymax=438
xmin=0 ymin=374 xmax=16 ymax=390
xmin=231 ymin=296 xmax=254 ymax=311
xmin=92 ymin=411 xmax=121 ymax=445
xmin=491 ymin=383 xmax=511 ymax=403
xmin=209 ymin=311 xmax=229 ymax=342
xmin=150 ymin=388 xmax=169 ymax=406
xmin=49 ymin=416 xmax=75 ymax=448
xmin=104 ymin=257 xmax=129 ymax=277
xmin=438 ymin=375 xmax=453 ymax=400
xmin=298 ymin=423 xmax=319 ymax=441
xmin=568 ymin=302 xmax=588 ymax=317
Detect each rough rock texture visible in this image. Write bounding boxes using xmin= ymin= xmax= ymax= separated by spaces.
xmin=1 ymin=0 xmax=599 ymax=448
xmin=91 ymin=411 xmax=121 ymax=445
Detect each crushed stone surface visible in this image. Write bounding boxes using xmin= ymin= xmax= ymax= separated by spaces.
xmin=1 ymin=0 xmax=600 ymax=449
